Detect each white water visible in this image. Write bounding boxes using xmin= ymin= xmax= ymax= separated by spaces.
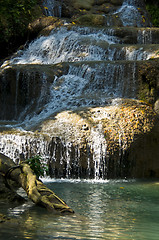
xmin=114 ymin=0 xmax=149 ymax=27
xmin=0 ymin=132 xmax=50 ymax=162
xmin=90 ymin=123 xmax=107 ymax=179
xmin=9 ymin=27 xmax=118 ymax=65
xmin=8 ymin=26 xmax=155 ymax=66
xmin=137 ymin=29 xmax=153 ymax=44
xmin=3 ymin=62 xmax=137 ymax=129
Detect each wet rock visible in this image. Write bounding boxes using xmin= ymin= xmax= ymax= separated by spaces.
xmin=0 ymin=64 xmax=54 ymax=120
xmin=28 ymin=16 xmax=63 ymax=39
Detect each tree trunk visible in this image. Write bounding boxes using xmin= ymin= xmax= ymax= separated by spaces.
xmin=0 ymin=153 xmax=74 ymax=213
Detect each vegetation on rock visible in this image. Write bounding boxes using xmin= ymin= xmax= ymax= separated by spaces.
xmin=144 ymin=0 xmax=159 ymax=27
xmin=25 ymin=155 xmax=48 ymax=178
xmin=138 ymin=60 xmax=159 ymax=105
xmin=0 ymin=0 xmax=43 ymax=59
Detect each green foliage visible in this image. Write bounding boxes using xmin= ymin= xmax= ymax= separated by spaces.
xmin=144 ymin=0 xmax=159 ymax=27
xmin=0 ymin=0 xmax=42 ymax=58
xmin=25 ymin=155 xmax=48 ymax=178
xmin=0 ymin=0 xmax=37 ymax=36
xmin=144 ymin=0 xmax=159 ymax=5
xmin=146 ymin=4 xmax=159 ymax=27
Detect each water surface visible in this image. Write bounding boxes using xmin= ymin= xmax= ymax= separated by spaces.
xmin=0 ymin=179 xmax=159 ymax=240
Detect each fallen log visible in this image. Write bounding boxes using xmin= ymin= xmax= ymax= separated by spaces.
xmin=0 ymin=153 xmax=74 ymax=213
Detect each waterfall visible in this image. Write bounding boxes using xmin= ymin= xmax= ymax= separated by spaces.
xmin=0 ymin=133 xmax=50 ymax=163
xmin=137 ymin=29 xmax=152 ymax=44
xmin=0 ymin=61 xmax=138 ymax=126
xmin=43 ymin=0 xmax=63 ymax=17
xmin=8 ymin=26 xmax=155 ymax=66
xmin=114 ymin=0 xmax=151 ymax=27
xmin=0 ymin=0 xmax=158 ymax=179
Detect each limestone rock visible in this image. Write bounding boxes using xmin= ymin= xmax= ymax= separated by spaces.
xmin=0 ymin=99 xmax=158 ymax=179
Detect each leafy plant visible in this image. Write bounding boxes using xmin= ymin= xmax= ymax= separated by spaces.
xmin=25 ymin=155 xmax=48 ymax=178
xmin=0 ymin=0 xmax=42 ymax=58
xmin=146 ymin=4 xmax=159 ymax=27
xmin=144 ymin=0 xmax=159 ymax=27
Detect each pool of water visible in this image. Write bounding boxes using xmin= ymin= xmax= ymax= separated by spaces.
xmin=0 ymin=179 xmax=159 ymax=240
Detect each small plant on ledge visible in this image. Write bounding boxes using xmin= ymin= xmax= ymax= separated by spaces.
xmin=25 ymin=155 xmax=48 ymax=178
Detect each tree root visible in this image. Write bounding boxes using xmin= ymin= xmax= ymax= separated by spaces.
xmin=0 ymin=153 xmax=74 ymax=214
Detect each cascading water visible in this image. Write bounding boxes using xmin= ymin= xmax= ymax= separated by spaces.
xmin=114 ymin=0 xmax=151 ymax=27
xmin=43 ymin=0 xmax=63 ymax=17
xmin=8 ymin=26 xmax=156 ymax=65
xmin=0 ymin=0 xmax=159 ymax=179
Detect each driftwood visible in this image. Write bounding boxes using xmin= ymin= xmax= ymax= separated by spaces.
xmin=0 ymin=153 xmax=74 ymax=213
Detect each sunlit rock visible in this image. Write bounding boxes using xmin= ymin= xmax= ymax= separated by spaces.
xmin=0 ymin=99 xmax=158 ymax=179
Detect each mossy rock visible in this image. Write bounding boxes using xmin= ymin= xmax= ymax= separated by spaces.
xmin=97 ymin=3 xmax=115 ymax=14
xmin=110 ymin=0 xmax=123 ymax=6
xmin=74 ymin=0 xmax=94 ymax=10
xmin=28 ymin=16 xmax=63 ymax=38
xmin=74 ymin=14 xmax=106 ymax=26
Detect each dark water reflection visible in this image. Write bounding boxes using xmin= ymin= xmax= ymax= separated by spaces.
xmin=1 ymin=179 xmax=159 ymax=240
